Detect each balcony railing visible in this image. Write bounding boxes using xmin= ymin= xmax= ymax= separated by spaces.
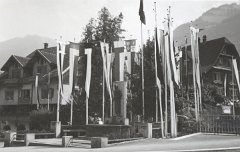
xmin=18 ymin=98 xmax=31 ymax=104
xmin=1 ymin=78 xmax=20 ymax=85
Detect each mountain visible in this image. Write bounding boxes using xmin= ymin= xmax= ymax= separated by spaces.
xmin=0 ymin=35 xmax=56 ymax=70
xmin=174 ymin=3 xmax=240 ymax=54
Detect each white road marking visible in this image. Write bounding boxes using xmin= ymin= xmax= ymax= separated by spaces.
xmin=171 ymin=133 xmax=201 ymax=140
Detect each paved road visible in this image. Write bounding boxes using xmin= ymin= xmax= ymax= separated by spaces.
xmin=1 ymin=133 xmax=240 ymax=152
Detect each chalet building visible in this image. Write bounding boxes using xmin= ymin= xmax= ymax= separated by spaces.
xmin=0 ymin=40 xmax=139 ymax=131
xmin=0 ymin=43 xmax=73 ymax=131
xmin=182 ymin=36 xmax=240 ymax=101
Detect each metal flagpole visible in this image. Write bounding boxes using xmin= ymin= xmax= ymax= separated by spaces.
xmin=164 ymin=26 xmax=168 ymax=138
xmin=86 ymin=97 xmax=88 ymax=125
xmin=232 ymin=56 xmax=235 ymax=119
xmin=102 ymin=62 xmax=105 ymax=122
xmin=47 ymin=72 xmax=50 ymax=111
xmin=141 ymin=22 xmax=145 ymax=121
xmin=70 ymin=96 xmax=73 ymax=125
xmin=154 ymin=2 xmax=158 ymax=123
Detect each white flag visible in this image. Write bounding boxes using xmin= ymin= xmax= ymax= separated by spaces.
xmin=85 ymin=48 xmax=92 ymax=99
xmin=233 ymin=59 xmax=240 ymax=94
xmin=100 ymin=42 xmax=113 ymax=102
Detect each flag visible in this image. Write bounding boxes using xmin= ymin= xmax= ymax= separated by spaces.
xmin=35 ymin=74 xmax=40 ymax=109
xmin=155 ymin=28 xmax=164 ymax=84
xmin=113 ymin=41 xmax=125 ymax=81
xmin=190 ymin=26 xmax=202 ymax=121
xmin=224 ymin=73 xmax=227 ymax=96
xmin=175 ymin=46 xmax=182 ymax=85
xmin=155 ymin=28 xmax=165 ymax=138
xmin=107 ymin=52 xmax=115 ymax=86
xmin=139 ymin=0 xmax=146 ymax=24
xmin=69 ymin=43 xmax=80 ymax=94
xmin=232 ymin=59 xmax=240 ymax=94
xmin=57 ymin=41 xmax=66 ymax=104
xmin=100 ymin=42 xmax=113 ymax=101
xmin=85 ymin=48 xmax=92 ymax=99
xmin=164 ymin=16 xmax=177 ymax=137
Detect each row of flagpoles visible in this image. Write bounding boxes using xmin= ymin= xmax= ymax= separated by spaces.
xmin=139 ymin=0 xmax=240 ymax=138
xmin=139 ymin=0 xmax=203 ymax=137
xmin=32 ymin=0 xmax=240 ymax=138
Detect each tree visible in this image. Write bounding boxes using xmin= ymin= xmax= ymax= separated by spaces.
xmin=62 ymin=7 xmax=126 ymax=124
xmin=82 ymin=7 xmax=125 ymax=45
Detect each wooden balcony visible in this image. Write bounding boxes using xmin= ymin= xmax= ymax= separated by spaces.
xmin=1 ymin=78 xmax=21 ymax=85
xmin=18 ymin=98 xmax=31 ymax=104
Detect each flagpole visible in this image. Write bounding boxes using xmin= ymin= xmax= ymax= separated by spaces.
xmin=47 ymin=72 xmax=50 ymax=111
xmin=141 ymin=22 xmax=145 ymax=120
xmin=85 ymin=96 xmax=88 ymax=124
xmin=70 ymin=96 xmax=73 ymax=125
xmin=102 ymin=62 xmax=105 ymax=122
xmin=185 ymin=37 xmax=189 ymax=101
xmin=164 ymin=28 xmax=168 ymax=138
xmin=154 ymin=2 xmax=158 ymax=123
xmin=232 ymin=56 xmax=235 ymax=119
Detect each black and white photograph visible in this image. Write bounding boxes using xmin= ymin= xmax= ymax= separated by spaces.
xmin=1 ymin=0 xmax=240 ymax=151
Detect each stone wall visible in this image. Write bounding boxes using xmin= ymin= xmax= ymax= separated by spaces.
xmin=86 ymin=124 xmax=131 ymax=140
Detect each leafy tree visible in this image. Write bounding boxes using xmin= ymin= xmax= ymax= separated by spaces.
xmin=82 ymin=7 xmax=125 ymax=45
xmin=60 ymin=7 xmax=126 ymax=124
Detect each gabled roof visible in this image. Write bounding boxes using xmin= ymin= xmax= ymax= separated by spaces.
xmin=14 ymin=55 xmax=30 ymax=66
xmin=25 ymin=48 xmax=57 ymax=67
xmin=183 ymin=37 xmax=239 ymax=73
xmin=1 ymin=55 xmax=30 ymax=71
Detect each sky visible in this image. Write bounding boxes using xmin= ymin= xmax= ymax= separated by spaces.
xmin=0 ymin=0 xmax=240 ymax=44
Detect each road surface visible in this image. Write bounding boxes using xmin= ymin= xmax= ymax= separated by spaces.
xmin=1 ymin=133 xmax=240 ymax=152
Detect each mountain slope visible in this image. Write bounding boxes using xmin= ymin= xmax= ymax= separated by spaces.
xmin=174 ymin=3 xmax=240 ymax=54
xmin=0 ymin=35 xmax=56 ymax=70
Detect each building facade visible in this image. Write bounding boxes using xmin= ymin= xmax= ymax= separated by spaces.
xmin=182 ymin=36 xmax=240 ymax=102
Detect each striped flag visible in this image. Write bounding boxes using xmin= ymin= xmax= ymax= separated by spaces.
xmin=100 ymin=42 xmax=113 ymax=103
xmin=155 ymin=28 xmax=164 ymax=84
xmin=69 ymin=43 xmax=80 ymax=94
xmin=57 ymin=41 xmax=66 ymax=103
xmin=190 ymin=26 xmax=202 ymax=121
xmin=155 ymin=28 xmax=165 ymax=138
xmin=164 ymin=17 xmax=177 ymax=137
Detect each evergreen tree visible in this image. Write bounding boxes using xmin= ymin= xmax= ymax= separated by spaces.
xmin=62 ymin=7 xmax=126 ymax=124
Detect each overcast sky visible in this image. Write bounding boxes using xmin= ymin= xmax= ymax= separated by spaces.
xmin=0 ymin=0 xmax=239 ymax=43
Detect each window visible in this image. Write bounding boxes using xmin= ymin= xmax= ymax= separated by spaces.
xmin=223 ymin=58 xmax=230 ymax=67
xmin=21 ymin=89 xmax=30 ymax=99
xmin=229 ymin=88 xmax=238 ymax=97
xmin=218 ymin=57 xmax=223 ymax=65
xmin=5 ymin=90 xmax=14 ymax=100
xmin=11 ymin=69 xmax=20 ymax=79
xmin=213 ymin=72 xmax=221 ymax=83
xmin=41 ymin=88 xmax=54 ymax=99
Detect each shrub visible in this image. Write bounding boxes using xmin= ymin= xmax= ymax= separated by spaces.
xmin=29 ymin=108 xmax=55 ymax=131
xmin=3 ymin=125 xmax=11 ymax=131
xmin=17 ymin=124 xmax=26 ymax=132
